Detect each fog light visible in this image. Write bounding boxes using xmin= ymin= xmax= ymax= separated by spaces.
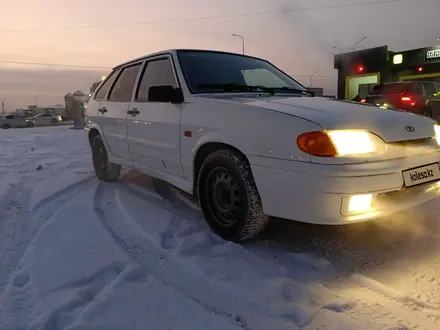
xmin=348 ymin=194 xmax=373 ymax=213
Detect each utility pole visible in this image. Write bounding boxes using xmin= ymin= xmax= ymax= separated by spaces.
xmin=232 ymin=34 xmax=245 ymax=55
xmin=1 ymin=100 xmax=4 ymax=114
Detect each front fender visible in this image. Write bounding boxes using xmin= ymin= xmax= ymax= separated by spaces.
xmin=191 ymin=130 xmax=249 ymax=161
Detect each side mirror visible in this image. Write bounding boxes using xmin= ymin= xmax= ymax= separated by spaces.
xmin=148 ymin=86 xmax=184 ymax=104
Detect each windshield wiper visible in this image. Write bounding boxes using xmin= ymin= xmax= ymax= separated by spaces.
xmin=197 ymin=83 xmax=314 ymax=96
xmin=197 ymin=83 xmax=275 ymax=95
xmin=268 ymin=86 xmax=315 ymax=96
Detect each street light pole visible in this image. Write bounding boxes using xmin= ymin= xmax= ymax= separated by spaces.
xmin=309 ymin=71 xmax=318 ymax=87
xmin=28 ymin=93 xmax=42 ymax=107
xmin=353 ymin=36 xmax=367 ymax=52
xmin=232 ymin=34 xmax=245 ymax=54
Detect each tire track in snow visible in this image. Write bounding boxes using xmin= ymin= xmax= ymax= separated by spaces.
xmin=0 ymin=177 xmax=94 ymax=298
xmin=148 ymin=180 xmax=440 ymax=329
xmin=93 ymin=182 xmax=303 ymax=330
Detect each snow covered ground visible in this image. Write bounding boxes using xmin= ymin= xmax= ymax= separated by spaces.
xmin=1 ymin=126 xmax=440 ymax=330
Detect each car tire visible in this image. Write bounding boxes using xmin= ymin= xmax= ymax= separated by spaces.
xmin=51 ymin=118 xmax=58 ymax=124
xmin=1 ymin=123 xmax=10 ymax=129
xmin=92 ymin=135 xmax=121 ymax=182
xmin=197 ymin=149 xmax=269 ymax=242
xmin=422 ymin=106 xmax=433 ymax=118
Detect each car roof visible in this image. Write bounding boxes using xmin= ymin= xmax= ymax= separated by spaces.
xmin=112 ymin=49 xmax=267 ymax=70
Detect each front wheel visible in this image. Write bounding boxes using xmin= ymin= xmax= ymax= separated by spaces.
xmin=92 ymin=135 xmax=121 ymax=182
xmin=197 ymin=149 xmax=269 ymax=241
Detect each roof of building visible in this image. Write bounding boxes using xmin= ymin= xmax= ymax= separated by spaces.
xmin=73 ymin=90 xmax=85 ymax=96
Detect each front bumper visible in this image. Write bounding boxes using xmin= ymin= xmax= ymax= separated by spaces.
xmin=250 ymin=153 xmax=440 ymax=225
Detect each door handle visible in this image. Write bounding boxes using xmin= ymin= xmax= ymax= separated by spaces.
xmin=127 ymin=108 xmax=139 ymax=115
xmin=98 ymin=107 xmax=107 ymax=113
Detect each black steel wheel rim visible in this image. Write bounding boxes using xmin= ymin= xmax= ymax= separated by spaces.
xmin=94 ymin=144 xmax=107 ymax=177
xmin=205 ymin=167 xmax=244 ymax=228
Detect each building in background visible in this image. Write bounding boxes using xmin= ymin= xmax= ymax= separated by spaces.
xmin=334 ymin=44 xmax=440 ymax=100
xmin=64 ymin=90 xmax=87 ymax=120
xmin=90 ymin=81 xmax=101 ymax=94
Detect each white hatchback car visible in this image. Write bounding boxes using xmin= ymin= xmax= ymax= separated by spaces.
xmin=86 ymin=49 xmax=440 ymax=241
xmin=32 ymin=113 xmax=62 ymax=125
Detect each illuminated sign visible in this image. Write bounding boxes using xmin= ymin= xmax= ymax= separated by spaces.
xmin=426 ymin=49 xmax=440 ymax=61
xmin=393 ymin=54 xmax=403 ymax=64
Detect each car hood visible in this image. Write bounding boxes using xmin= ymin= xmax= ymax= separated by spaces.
xmin=202 ymin=95 xmax=437 ymax=142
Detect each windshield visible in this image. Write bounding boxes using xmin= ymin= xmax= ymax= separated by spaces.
xmin=369 ymin=83 xmax=410 ymax=95
xmin=177 ymin=50 xmax=309 ymax=94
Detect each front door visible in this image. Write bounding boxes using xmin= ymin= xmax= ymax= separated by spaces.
xmin=127 ymin=56 xmax=183 ymax=176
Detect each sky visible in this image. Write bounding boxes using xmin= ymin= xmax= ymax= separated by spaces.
xmin=0 ymin=0 xmax=439 ymax=110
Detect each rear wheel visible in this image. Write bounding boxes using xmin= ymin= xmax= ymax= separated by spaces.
xmin=1 ymin=123 xmax=10 ymax=129
xmin=92 ymin=135 xmax=121 ymax=182
xmin=197 ymin=149 xmax=269 ymax=241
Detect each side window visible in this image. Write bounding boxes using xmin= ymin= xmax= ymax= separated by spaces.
xmin=95 ymin=70 xmax=119 ymax=101
xmin=434 ymin=83 xmax=440 ymax=97
xmin=413 ymin=83 xmax=423 ymax=95
xmin=136 ymin=58 xmax=177 ymax=102
xmin=5 ymin=115 xmax=14 ymax=119
xmin=423 ymin=82 xmax=437 ymax=97
xmin=108 ymin=64 xmax=141 ymax=102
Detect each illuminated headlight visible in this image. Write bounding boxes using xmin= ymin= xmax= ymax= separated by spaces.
xmin=434 ymin=124 xmax=440 ymax=145
xmin=327 ymin=130 xmax=387 ymax=157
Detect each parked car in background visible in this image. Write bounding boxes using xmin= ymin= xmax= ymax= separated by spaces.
xmin=0 ymin=114 xmax=34 ymax=129
xmin=31 ymin=113 xmax=62 ymax=126
xmin=86 ymin=49 xmax=440 ymax=242
xmin=365 ymin=81 xmax=440 ymax=118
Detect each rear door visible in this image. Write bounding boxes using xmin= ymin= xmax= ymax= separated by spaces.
xmin=88 ymin=70 xmax=120 ymax=145
xmin=98 ymin=63 xmax=142 ymax=161
xmin=127 ymin=55 xmax=183 ymax=176
xmin=422 ymin=81 xmax=440 ymax=119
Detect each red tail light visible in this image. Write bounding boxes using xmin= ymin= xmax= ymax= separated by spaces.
xmin=401 ymin=96 xmax=416 ymax=106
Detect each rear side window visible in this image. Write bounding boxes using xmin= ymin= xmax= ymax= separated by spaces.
xmin=423 ymin=82 xmax=437 ymax=96
xmin=6 ymin=115 xmax=14 ymax=119
xmin=135 ymin=58 xmax=177 ymax=102
xmin=94 ymin=70 xmax=119 ymax=101
xmin=108 ymin=64 xmax=142 ymax=102
xmin=369 ymin=83 xmax=410 ymax=95
xmin=413 ymin=83 xmax=423 ymax=95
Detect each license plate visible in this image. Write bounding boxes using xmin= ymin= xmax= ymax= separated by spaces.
xmin=402 ymin=163 xmax=440 ymax=188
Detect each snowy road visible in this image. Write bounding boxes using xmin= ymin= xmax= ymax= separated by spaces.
xmin=1 ymin=126 xmax=440 ymax=329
